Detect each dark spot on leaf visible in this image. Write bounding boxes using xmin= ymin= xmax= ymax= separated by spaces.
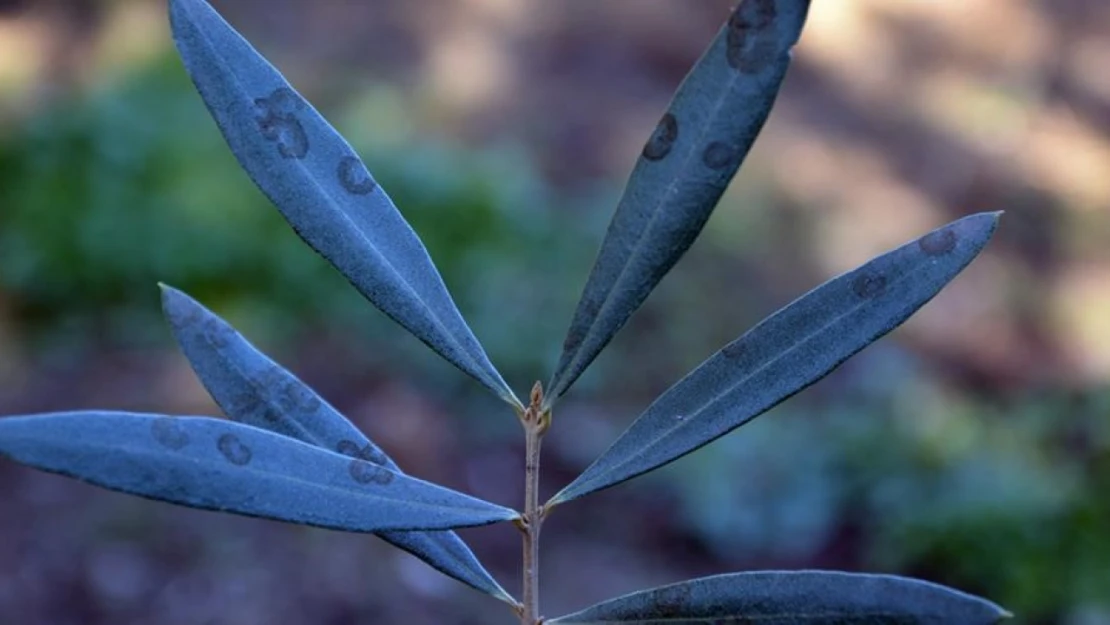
xmin=177 ymin=302 xmax=201 ymax=326
xmin=722 ymin=341 xmax=744 ymax=360
xmin=702 ymin=141 xmax=737 ymax=170
xmin=653 ymin=584 xmax=692 ymax=618
xmin=224 ymin=388 xmax=267 ymax=423
xmin=726 ymin=0 xmax=778 ymax=73
xmin=260 ymin=118 xmax=309 ymax=159
xmin=852 ymin=272 xmax=887 ymax=299
xmin=277 ymin=379 xmax=320 ymax=414
xmin=349 ymin=459 xmax=394 ymax=485
xmin=361 ymin=446 xmax=388 ymax=466
xmin=301 ymin=394 xmax=321 ymax=413
xmin=337 ymin=156 xmax=377 ymax=195
xmin=217 ymin=433 xmax=252 ymax=466
xmin=642 ymin=112 xmax=678 ymax=161
xmin=151 ymin=417 xmax=190 ymax=450
xmin=254 ymin=88 xmax=309 ymax=159
xmin=255 ymin=87 xmax=303 ymax=116
xmin=204 ymin=318 xmax=230 ymax=349
xmin=919 ymin=228 xmax=958 ymax=256
xmin=337 ymin=440 xmax=388 ymax=466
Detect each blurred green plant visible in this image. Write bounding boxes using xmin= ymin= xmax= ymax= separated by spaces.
xmin=0 ymin=54 xmax=589 ymax=381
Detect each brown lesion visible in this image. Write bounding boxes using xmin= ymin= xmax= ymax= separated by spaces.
xmin=725 ymin=0 xmax=779 ymax=74
xmin=336 ymin=440 xmax=389 ymax=466
xmin=336 ymin=156 xmax=378 ymax=195
xmin=254 ymin=87 xmax=310 ymax=159
xmin=721 ymin=340 xmax=744 ymax=360
xmin=348 ymin=458 xmax=394 ymax=485
xmin=642 ymin=112 xmax=679 ymax=161
xmin=651 ymin=582 xmax=693 ymax=618
xmin=275 ymin=378 xmax=321 ymax=415
xmin=151 ymin=417 xmax=190 ymax=451
xmin=216 ymin=433 xmax=253 ymax=466
xmin=919 ymin=228 xmax=958 ymax=256
xmin=702 ymin=141 xmax=737 ymax=170
xmin=852 ymin=272 xmax=888 ymax=299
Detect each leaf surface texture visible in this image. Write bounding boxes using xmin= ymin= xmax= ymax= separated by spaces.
xmin=161 ymin=285 xmax=513 ymax=602
xmin=553 ymin=213 xmax=1000 ymax=504
xmin=169 ymin=0 xmax=517 ymax=405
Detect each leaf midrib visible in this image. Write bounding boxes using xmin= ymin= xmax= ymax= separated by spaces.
xmin=573 ymin=251 xmax=935 ymax=496
xmin=15 ymin=422 xmax=505 ymax=518
xmin=558 ymin=37 xmax=790 ymax=396
xmin=180 ymin=3 xmax=490 ymax=390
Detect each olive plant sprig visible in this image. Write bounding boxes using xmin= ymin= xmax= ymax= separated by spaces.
xmin=0 ymin=1 xmax=1010 ymax=623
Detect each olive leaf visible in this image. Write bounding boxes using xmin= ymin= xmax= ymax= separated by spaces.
xmin=160 ymin=284 xmax=514 ymax=604
xmin=169 ymin=0 xmax=519 ymax=407
xmin=547 ymin=0 xmax=811 ymax=403
xmin=0 ymin=412 xmax=518 ymax=532
xmin=552 ymin=213 xmax=1000 ymax=505
xmin=549 ymin=571 xmax=1012 ymax=624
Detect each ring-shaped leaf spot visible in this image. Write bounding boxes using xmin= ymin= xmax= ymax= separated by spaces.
xmin=548 ymin=570 xmax=1012 ymax=624
xmin=0 ymin=412 xmax=518 ymax=532
xmin=551 ymin=212 xmax=1000 ymax=505
xmin=547 ymin=0 xmax=811 ymax=405
xmin=168 ymin=0 xmax=519 ymax=408
xmin=159 ymin=285 xmax=514 ymax=604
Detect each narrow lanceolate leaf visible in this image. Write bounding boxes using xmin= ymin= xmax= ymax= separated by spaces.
xmin=549 ymin=571 xmax=1011 ymax=624
xmin=168 ymin=0 xmax=518 ymax=407
xmin=547 ymin=0 xmax=811 ymax=403
xmin=159 ymin=285 xmax=514 ymax=604
xmin=0 ymin=412 xmax=518 ymax=532
xmin=552 ymin=213 xmax=1000 ymax=504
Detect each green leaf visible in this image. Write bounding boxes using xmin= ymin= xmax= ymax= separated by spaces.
xmin=160 ymin=285 xmax=514 ymax=604
xmin=552 ymin=213 xmax=1000 ymax=505
xmin=168 ymin=0 xmax=518 ymax=407
xmin=548 ymin=570 xmax=1011 ymax=624
xmin=0 ymin=412 xmax=518 ymax=532
xmin=547 ymin=0 xmax=811 ymax=403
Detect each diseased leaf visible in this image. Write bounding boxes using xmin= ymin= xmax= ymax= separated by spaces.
xmin=160 ymin=285 xmax=514 ymax=604
xmin=552 ymin=213 xmax=1000 ymax=505
xmin=549 ymin=570 xmax=1012 ymax=624
xmin=0 ymin=412 xmax=518 ymax=532
xmin=168 ymin=0 xmax=518 ymax=407
xmin=547 ymin=0 xmax=811 ymax=403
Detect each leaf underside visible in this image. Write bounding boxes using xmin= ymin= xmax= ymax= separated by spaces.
xmin=553 ymin=212 xmax=1000 ymax=505
xmin=549 ymin=570 xmax=1012 ymax=624
xmin=160 ymin=284 xmax=514 ymax=604
xmin=0 ymin=412 xmax=518 ymax=532
xmin=168 ymin=0 xmax=518 ymax=407
xmin=547 ymin=0 xmax=812 ymax=403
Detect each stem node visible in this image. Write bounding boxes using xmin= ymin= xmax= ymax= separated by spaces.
xmin=520 ymin=381 xmax=547 ymax=625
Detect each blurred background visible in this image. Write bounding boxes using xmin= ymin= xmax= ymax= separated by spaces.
xmin=0 ymin=0 xmax=1108 ymax=623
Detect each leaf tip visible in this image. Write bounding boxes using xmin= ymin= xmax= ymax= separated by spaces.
xmin=981 ymin=209 xmax=1004 ymax=227
xmin=156 ymin=281 xmax=178 ymax=297
xmin=157 ymin=282 xmax=188 ymax=313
